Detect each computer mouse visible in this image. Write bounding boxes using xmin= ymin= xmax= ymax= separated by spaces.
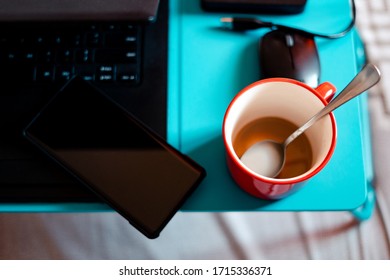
xmin=259 ymin=29 xmax=320 ymax=87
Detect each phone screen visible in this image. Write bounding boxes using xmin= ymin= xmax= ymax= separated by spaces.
xmin=24 ymin=78 xmax=206 ymax=238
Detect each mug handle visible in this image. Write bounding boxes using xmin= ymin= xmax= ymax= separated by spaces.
xmin=315 ymin=82 xmax=337 ymax=103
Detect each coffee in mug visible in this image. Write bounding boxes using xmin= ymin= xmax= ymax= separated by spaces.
xmin=233 ymin=116 xmax=313 ymax=179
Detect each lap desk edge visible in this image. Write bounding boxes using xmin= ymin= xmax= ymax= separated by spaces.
xmin=0 ymin=0 xmax=368 ymax=212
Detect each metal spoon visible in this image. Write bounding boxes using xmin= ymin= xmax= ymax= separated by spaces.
xmin=241 ymin=63 xmax=381 ymax=178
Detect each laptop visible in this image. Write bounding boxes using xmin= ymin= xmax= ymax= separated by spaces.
xmin=0 ymin=0 xmax=169 ymax=202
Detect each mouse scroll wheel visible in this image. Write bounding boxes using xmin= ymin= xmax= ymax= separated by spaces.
xmin=285 ymin=34 xmax=294 ymax=47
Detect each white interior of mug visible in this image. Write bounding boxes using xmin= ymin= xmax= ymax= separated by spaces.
xmin=224 ymin=80 xmax=335 ymax=181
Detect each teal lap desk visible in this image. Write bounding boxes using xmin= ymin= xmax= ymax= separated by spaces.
xmin=0 ymin=0 xmax=375 ymax=219
xmin=169 ymin=0 xmax=373 ymax=218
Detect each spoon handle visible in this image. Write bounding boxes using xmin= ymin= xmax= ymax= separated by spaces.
xmin=284 ymin=63 xmax=381 ymax=147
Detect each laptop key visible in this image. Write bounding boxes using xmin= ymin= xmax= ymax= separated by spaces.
xmin=116 ymin=64 xmax=139 ymax=85
xmin=0 ymin=65 xmax=35 ymax=84
xmin=36 ymin=65 xmax=54 ymax=82
xmin=3 ymin=50 xmax=22 ymax=63
xmin=34 ymin=34 xmax=50 ymax=49
xmin=86 ymin=32 xmax=102 ymax=47
xmin=22 ymin=51 xmax=36 ymax=64
xmin=105 ymin=32 xmax=137 ymax=49
xmin=37 ymin=50 xmax=55 ymax=63
xmin=55 ymin=65 xmax=74 ymax=82
xmin=75 ymin=65 xmax=96 ymax=81
xmin=97 ymin=65 xmax=114 ymax=83
xmin=75 ymin=49 xmax=93 ymax=63
xmin=56 ymin=49 xmax=74 ymax=63
xmin=72 ymin=34 xmax=83 ymax=47
xmin=95 ymin=49 xmax=137 ymax=64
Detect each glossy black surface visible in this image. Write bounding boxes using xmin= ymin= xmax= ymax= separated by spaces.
xmin=24 ymin=78 xmax=205 ymax=238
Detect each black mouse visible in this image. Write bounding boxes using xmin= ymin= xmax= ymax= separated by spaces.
xmin=259 ymin=29 xmax=320 ymax=87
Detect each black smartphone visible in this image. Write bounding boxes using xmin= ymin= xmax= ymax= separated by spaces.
xmin=24 ymin=78 xmax=206 ymax=239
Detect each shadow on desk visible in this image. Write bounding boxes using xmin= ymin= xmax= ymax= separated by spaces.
xmin=183 ymin=136 xmax=275 ymax=211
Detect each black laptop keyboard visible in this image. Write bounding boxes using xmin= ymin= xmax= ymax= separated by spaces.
xmin=0 ymin=22 xmax=141 ymax=86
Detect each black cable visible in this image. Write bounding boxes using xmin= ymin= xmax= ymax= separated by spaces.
xmin=221 ymin=0 xmax=356 ymax=39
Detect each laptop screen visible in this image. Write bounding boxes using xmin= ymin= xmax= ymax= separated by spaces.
xmin=0 ymin=0 xmax=160 ymax=22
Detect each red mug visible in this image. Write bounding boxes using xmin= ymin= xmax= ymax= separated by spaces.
xmin=222 ymin=78 xmax=337 ymax=200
